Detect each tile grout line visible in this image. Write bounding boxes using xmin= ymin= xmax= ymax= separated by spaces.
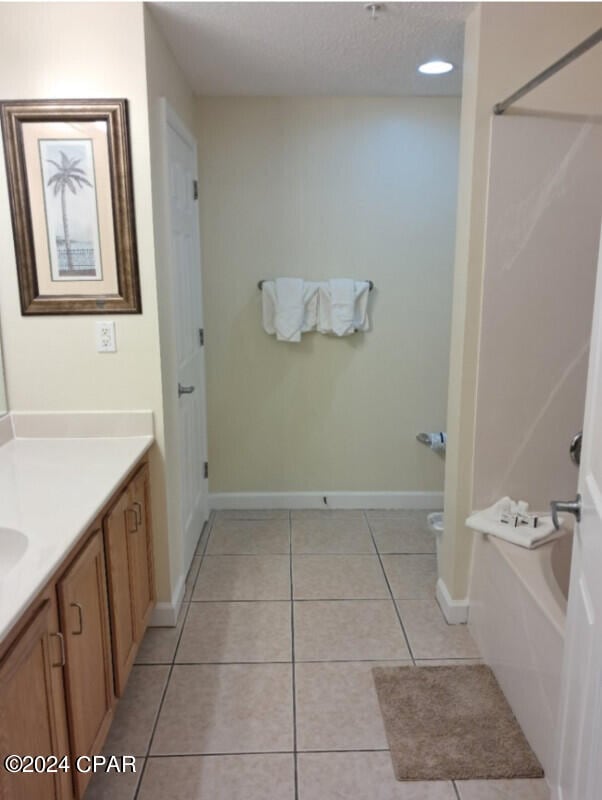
xmin=144 ymin=747 xmax=390 ymax=758
xmin=188 ymin=597 xmax=405 ymax=603
xmin=133 ymin=511 xmax=216 ymax=800
xmin=200 ymin=552 xmax=436 ymax=557
xmin=289 ymin=509 xmax=300 ymax=800
xmin=134 ymin=510 xmax=442 ymax=796
xmin=363 ymin=511 xmax=416 ymax=666
xmin=144 ymin=658 xmax=414 ymax=666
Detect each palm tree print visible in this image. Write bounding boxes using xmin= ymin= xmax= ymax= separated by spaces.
xmin=46 ymin=151 xmax=93 ymax=273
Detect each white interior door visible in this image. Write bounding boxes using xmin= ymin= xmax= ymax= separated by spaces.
xmin=164 ymin=102 xmax=208 ymax=572
xmin=554 ymin=218 xmax=602 ymax=799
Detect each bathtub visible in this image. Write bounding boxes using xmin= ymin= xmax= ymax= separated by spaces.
xmin=469 ymin=529 xmax=573 ymax=779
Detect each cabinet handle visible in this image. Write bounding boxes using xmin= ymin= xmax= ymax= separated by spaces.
xmin=133 ymin=500 xmax=143 ymax=527
xmin=50 ymin=632 xmax=66 ymax=667
xmin=70 ymin=602 xmax=83 ymax=636
xmin=126 ymin=507 xmax=138 ymax=533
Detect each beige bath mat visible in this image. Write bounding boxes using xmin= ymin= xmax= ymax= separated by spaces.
xmin=372 ymin=664 xmax=543 ymax=780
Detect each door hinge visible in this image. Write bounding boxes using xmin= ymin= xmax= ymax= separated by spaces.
xmin=193 ymin=179 xmax=198 ymax=201
xmin=203 ymin=461 xmax=209 ymax=480
xmin=199 ymin=328 xmax=204 ymax=347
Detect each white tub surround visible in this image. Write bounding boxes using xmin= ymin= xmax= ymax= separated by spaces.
xmin=472 ymin=118 xmax=602 ymax=514
xmin=0 ymin=412 xmax=154 ymax=641
xmin=469 ymin=531 xmax=571 ymax=779
xmin=0 ymin=415 xmax=12 ymax=447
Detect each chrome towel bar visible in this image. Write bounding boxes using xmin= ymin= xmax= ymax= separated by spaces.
xmin=257 ymin=279 xmax=374 ymax=291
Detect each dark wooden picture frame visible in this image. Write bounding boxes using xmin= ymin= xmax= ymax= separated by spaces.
xmin=0 ymin=99 xmax=141 ymax=314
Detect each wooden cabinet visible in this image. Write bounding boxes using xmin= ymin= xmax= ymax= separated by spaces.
xmin=104 ymin=463 xmax=155 ymax=696
xmin=127 ymin=464 xmax=155 ymax=641
xmin=104 ymin=489 xmax=137 ymax=697
xmin=57 ymin=531 xmax=114 ymax=799
xmin=0 ymin=456 xmax=155 ymax=800
xmin=0 ymin=596 xmax=73 ymax=800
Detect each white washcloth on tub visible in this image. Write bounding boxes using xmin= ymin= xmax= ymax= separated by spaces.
xmin=262 ymin=279 xmax=320 ymax=341
xmin=466 ymin=497 xmax=562 ymax=549
xmin=317 ymin=280 xmax=370 ymax=336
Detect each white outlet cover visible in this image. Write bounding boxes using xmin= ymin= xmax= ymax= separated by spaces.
xmin=95 ymin=321 xmax=117 ymax=353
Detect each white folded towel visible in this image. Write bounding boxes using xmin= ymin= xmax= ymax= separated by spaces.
xmin=352 ymin=281 xmax=370 ymax=333
xmin=317 ymin=280 xmax=370 ymax=336
xmin=466 ymin=496 xmax=562 ymax=549
xmin=302 ymin=282 xmax=320 ymax=332
xmin=261 ymin=279 xmax=319 ymax=342
xmin=275 ymin=277 xmax=304 ymax=341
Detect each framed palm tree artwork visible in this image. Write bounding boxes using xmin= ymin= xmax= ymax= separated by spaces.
xmin=0 ymin=99 xmax=141 ymax=314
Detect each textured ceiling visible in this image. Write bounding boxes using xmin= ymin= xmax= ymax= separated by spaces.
xmin=150 ymin=2 xmax=471 ymax=96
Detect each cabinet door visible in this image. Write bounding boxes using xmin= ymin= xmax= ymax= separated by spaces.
xmin=58 ymin=530 xmax=114 ymax=799
xmin=103 ymin=489 xmax=137 ymax=696
xmin=0 ymin=598 xmax=73 ymax=800
xmin=128 ymin=464 xmax=155 ymax=641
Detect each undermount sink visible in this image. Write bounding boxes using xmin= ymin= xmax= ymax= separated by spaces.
xmin=0 ymin=528 xmax=28 ymax=579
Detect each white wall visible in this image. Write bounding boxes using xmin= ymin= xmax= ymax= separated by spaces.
xmin=441 ymin=2 xmax=602 ymax=601
xmin=0 ymin=3 xmax=160 ymax=415
xmin=0 ymin=2 xmax=195 ymax=608
xmin=143 ymin=6 xmax=199 ymax=606
xmin=196 ymin=96 xmax=460 ymax=496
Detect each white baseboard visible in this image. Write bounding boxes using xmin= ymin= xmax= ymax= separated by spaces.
xmin=209 ymin=491 xmax=443 ymax=511
xmin=436 ymin=577 xmax=469 ymax=624
xmin=149 ymin=572 xmax=185 ymax=627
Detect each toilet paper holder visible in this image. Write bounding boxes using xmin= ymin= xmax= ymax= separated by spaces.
xmin=417 ymin=432 xmax=447 ymax=450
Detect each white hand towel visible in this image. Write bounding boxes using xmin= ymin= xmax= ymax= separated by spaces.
xmin=261 ymin=280 xmax=277 ymax=335
xmin=353 ymin=280 xmax=370 ymax=332
xmin=318 ymin=280 xmax=371 ymax=335
xmin=262 ymin=279 xmax=320 ymax=341
xmin=302 ymin=282 xmax=320 ymax=332
xmin=329 ymin=279 xmax=356 ymax=336
xmin=317 ymin=282 xmax=332 ymax=334
xmin=466 ymin=497 xmax=562 ymax=549
xmin=275 ymin=278 xmax=304 ymax=341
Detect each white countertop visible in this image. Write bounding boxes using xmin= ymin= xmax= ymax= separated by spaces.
xmin=0 ymin=434 xmax=153 ymax=642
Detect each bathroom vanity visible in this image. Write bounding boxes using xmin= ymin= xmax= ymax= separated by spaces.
xmin=0 ymin=420 xmax=155 ymax=800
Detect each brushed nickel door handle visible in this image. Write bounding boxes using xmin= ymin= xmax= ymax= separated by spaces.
xmin=570 ymin=431 xmax=582 ymax=466
xmin=551 ymin=494 xmax=582 ymax=530
xmin=70 ymin=602 xmax=83 ymax=636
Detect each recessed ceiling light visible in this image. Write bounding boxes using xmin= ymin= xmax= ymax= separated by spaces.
xmin=418 ymin=60 xmax=454 ymax=75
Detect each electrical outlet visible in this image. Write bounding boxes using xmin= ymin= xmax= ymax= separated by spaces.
xmin=95 ymin=321 xmax=116 ymax=353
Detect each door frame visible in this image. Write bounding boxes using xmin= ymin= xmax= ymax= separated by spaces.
xmin=159 ymin=98 xmax=209 ymax=601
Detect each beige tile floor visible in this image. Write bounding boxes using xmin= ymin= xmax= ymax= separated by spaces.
xmin=87 ymin=509 xmax=549 ymax=800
